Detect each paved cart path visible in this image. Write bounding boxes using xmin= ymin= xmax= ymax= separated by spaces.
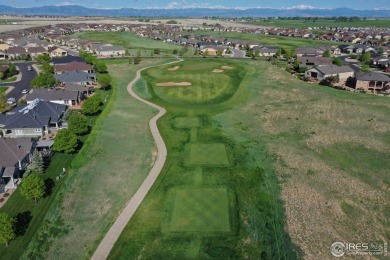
xmin=91 ymin=59 xmax=182 ymax=260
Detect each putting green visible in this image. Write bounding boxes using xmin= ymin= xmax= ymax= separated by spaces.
xmin=174 ymin=117 xmax=200 ymax=128
xmin=143 ymin=60 xmax=244 ymax=105
xmin=168 ymin=188 xmax=230 ymax=232
xmin=184 ymin=143 xmax=230 ymax=166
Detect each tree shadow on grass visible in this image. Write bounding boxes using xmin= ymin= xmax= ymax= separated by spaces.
xmin=44 ymin=178 xmax=55 ymax=197
xmin=14 ymin=211 xmax=32 ymax=236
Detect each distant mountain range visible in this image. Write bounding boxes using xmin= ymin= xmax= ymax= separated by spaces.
xmin=0 ymin=5 xmax=389 ymax=18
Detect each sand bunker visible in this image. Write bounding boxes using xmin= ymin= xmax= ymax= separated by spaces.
xmin=213 ymin=69 xmax=224 ymax=73
xmin=168 ymin=66 xmax=180 ymax=71
xmin=156 ymin=82 xmax=192 ymax=87
xmin=221 ymin=66 xmax=233 ymax=69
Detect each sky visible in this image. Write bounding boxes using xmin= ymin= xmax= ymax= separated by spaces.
xmin=1 ymin=0 xmax=389 ymax=10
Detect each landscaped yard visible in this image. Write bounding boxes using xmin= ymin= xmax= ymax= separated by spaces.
xmin=21 ymin=59 xmax=174 ymax=259
xmin=0 ymin=153 xmax=76 ymax=260
xmin=0 ymin=86 xmax=7 ymax=93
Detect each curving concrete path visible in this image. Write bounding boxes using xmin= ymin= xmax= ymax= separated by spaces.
xmin=91 ymin=59 xmax=183 ymax=260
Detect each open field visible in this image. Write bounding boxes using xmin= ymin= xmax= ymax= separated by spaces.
xmin=144 ymin=60 xmax=243 ymax=105
xmin=109 ymin=58 xmax=389 ymax=259
xmin=201 ymin=30 xmax=336 ymax=50
xmin=74 ymin=31 xmax=193 ymax=56
xmin=0 ymin=153 xmax=76 ymax=260
xmin=108 ymin=59 xmax=297 ymax=259
xmin=21 ymin=59 xmax=173 ymax=259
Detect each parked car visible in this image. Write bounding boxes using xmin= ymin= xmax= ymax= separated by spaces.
xmin=22 ymin=89 xmax=29 ymax=94
xmin=27 ymin=65 xmax=32 ymax=71
xmin=7 ymin=97 xmax=16 ymax=104
xmin=384 ymin=68 xmax=390 ymax=73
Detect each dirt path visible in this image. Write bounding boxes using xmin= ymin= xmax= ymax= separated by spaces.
xmin=91 ymin=59 xmax=183 ymax=260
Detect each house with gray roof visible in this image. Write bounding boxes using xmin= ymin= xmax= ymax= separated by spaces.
xmin=26 ymin=88 xmax=81 ymax=106
xmin=0 ymin=100 xmax=67 ymax=138
xmin=54 ymin=70 xmax=96 ymax=86
xmin=355 ymin=72 xmax=390 ymax=91
xmin=0 ymin=137 xmax=34 ymax=193
xmin=305 ymin=65 xmax=355 ymax=84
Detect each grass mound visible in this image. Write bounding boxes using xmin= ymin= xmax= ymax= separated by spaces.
xmin=168 ymin=188 xmax=230 ymax=232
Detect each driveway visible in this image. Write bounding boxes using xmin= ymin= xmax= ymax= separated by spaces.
xmin=0 ymin=62 xmax=37 ymax=100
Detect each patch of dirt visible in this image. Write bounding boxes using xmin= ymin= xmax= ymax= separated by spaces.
xmin=156 ymin=82 xmax=192 ymax=87
xmin=213 ymin=69 xmax=224 ymax=73
xmin=151 ymin=150 xmax=158 ymax=167
xmin=221 ymin=66 xmax=233 ymax=70
xmin=168 ymin=66 xmax=180 ymax=71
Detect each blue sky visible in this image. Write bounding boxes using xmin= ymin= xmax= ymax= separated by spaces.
xmin=1 ymin=0 xmax=389 ymax=9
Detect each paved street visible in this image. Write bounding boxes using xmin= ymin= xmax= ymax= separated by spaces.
xmin=0 ymin=62 xmax=37 ymax=100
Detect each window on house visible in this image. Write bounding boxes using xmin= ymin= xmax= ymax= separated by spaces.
xmin=35 ymin=129 xmax=41 ymax=132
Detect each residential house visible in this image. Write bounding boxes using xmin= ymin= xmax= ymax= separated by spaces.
xmin=297 ymin=56 xmax=332 ymax=68
xmin=0 ymin=43 xmax=11 ymax=51
xmin=27 ymin=46 xmax=48 ymax=59
xmin=296 ymin=47 xmax=324 ymax=57
xmin=26 ymin=89 xmax=81 ymax=106
xmin=95 ymin=45 xmax=126 ymax=56
xmin=48 ymin=46 xmax=68 ymax=57
xmin=305 ymin=65 xmax=355 ymax=85
xmin=197 ymin=41 xmax=220 ymax=50
xmin=355 ymin=72 xmax=390 ymax=92
xmin=0 ymin=137 xmax=34 ymax=193
xmin=54 ymin=61 xmax=93 ymax=74
xmin=54 ymin=71 xmax=96 ymax=86
xmin=252 ymin=46 xmax=279 ymax=57
xmin=0 ymin=51 xmax=7 ymax=60
xmin=0 ymin=100 xmax=67 ymax=138
xmin=6 ymin=46 xmax=28 ymax=59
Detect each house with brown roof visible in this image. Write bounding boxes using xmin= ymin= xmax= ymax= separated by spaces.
xmin=54 ymin=61 xmax=93 ymax=74
xmin=48 ymin=46 xmax=68 ymax=57
xmin=27 ymin=46 xmax=48 ymax=59
xmin=0 ymin=137 xmax=34 ymax=193
xmin=26 ymin=89 xmax=81 ymax=106
xmin=297 ymin=56 xmax=332 ymax=68
xmin=305 ymin=65 xmax=355 ymax=85
xmin=6 ymin=46 xmax=28 ymax=59
xmin=355 ymin=72 xmax=390 ymax=92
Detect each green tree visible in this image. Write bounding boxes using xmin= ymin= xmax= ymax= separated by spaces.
xmin=69 ymin=113 xmax=89 ymax=135
xmin=332 ymin=57 xmax=343 ymax=66
xmin=275 ymin=48 xmax=282 ymax=57
xmin=53 ymin=129 xmax=79 ymax=154
xmin=7 ymin=63 xmax=17 ymax=77
xmin=172 ymin=49 xmax=178 ymax=55
xmin=97 ymin=73 xmax=112 ymax=90
xmin=94 ymin=61 xmax=107 ymax=73
xmin=32 ymin=150 xmax=45 ymax=174
xmin=217 ymin=49 xmax=223 ymax=57
xmin=322 ymin=50 xmax=331 ymax=57
xmin=0 ymin=71 xmax=3 ymax=80
xmin=82 ymin=96 xmax=102 ymax=115
xmin=30 ymin=73 xmax=57 ymax=88
xmin=153 ymin=48 xmax=160 ymax=55
xmin=40 ymin=62 xmax=54 ymax=74
xmin=125 ymin=48 xmax=130 ymax=56
xmin=359 ymin=52 xmax=371 ymax=64
xmin=20 ymin=173 xmax=45 ymax=204
xmin=0 ymin=213 xmax=15 ymax=246
xmin=35 ymin=53 xmax=51 ymax=64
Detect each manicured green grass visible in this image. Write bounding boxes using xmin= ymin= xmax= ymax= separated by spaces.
xmin=22 ymin=59 xmax=175 ymax=259
xmin=74 ymin=31 xmax=192 ymax=55
xmin=200 ymin=30 xmax=335 ymax=50
xmin=168 ymin=188 xmax=230 ymax=232
xmin=174 ymin=117 xmax=200 ymax=128
xmin=0 ymin=86 xmax=7 ymax=93
xmin=185 ymin=143 xmax=230 ymax=166
xmin=0 ymin=153 xmax=75 ymax=260
xmin=243 ymin=18 xmax=390 ymax=28
xmin=144 ymin=60 xmax=244 ymax=105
